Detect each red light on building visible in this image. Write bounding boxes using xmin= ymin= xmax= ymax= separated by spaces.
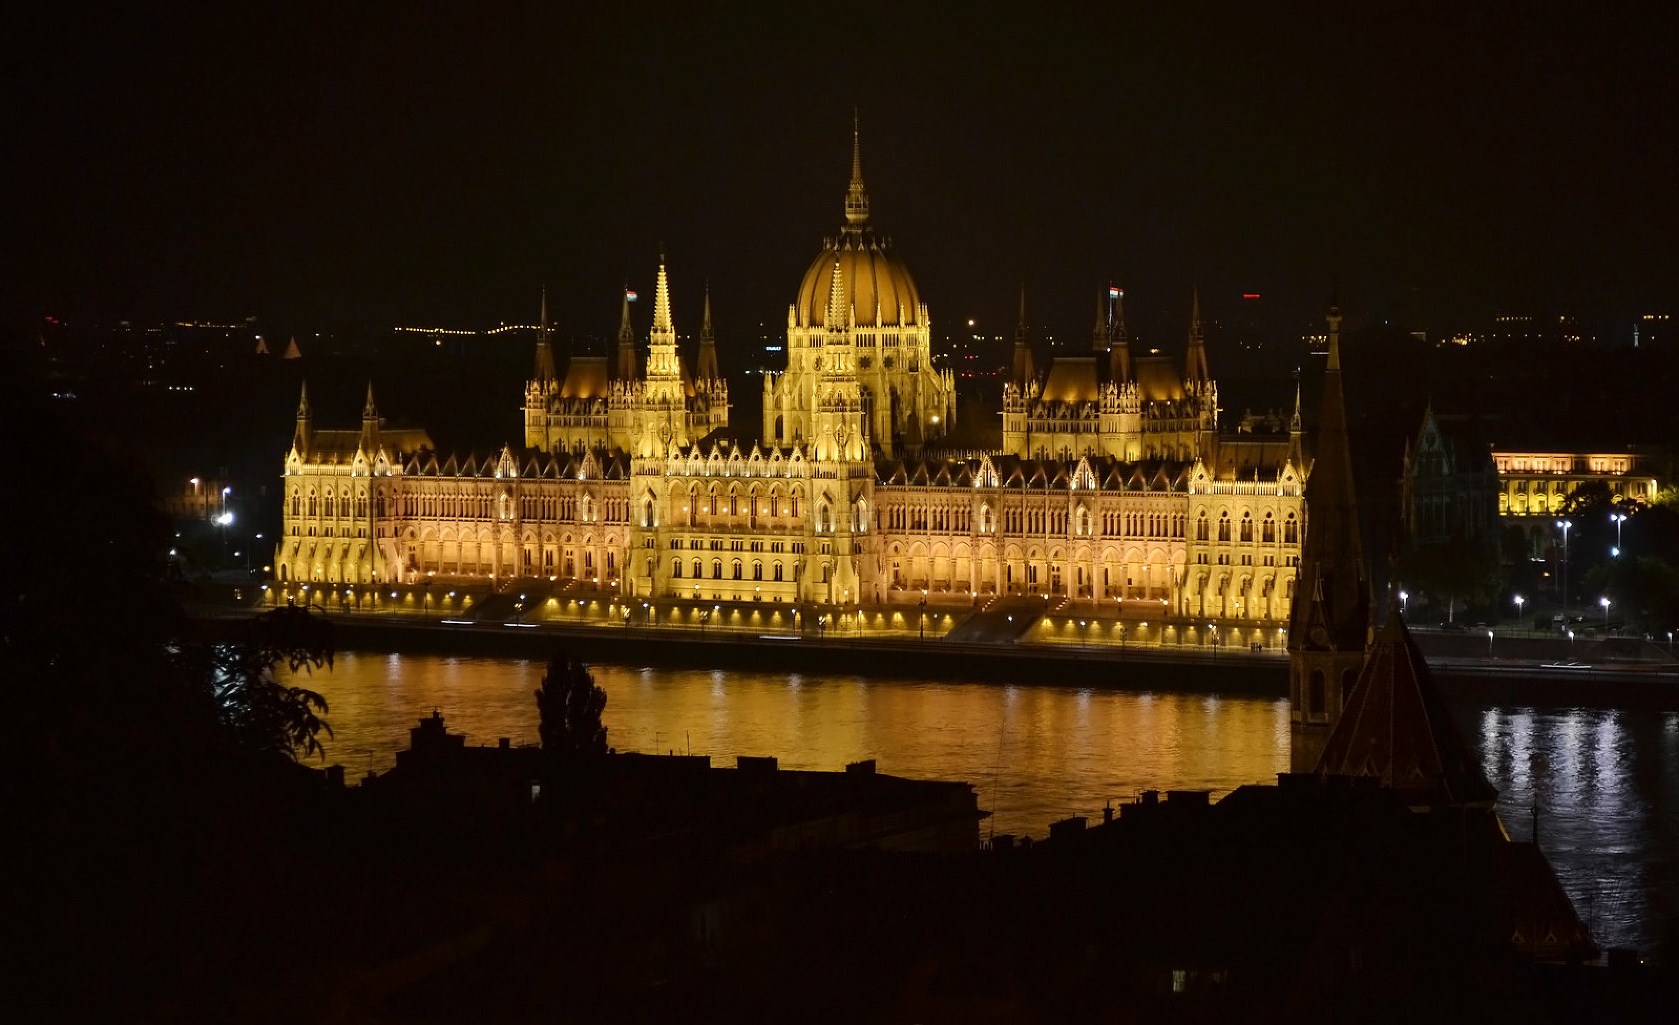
xmin=1241 ymin=293 xmax=1261 ymax=300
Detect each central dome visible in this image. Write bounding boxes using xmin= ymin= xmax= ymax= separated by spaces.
xmin=795 ymin=235 xmax=923 ymax=328
xmin=792 ymin=116 xmax=924 ymax=329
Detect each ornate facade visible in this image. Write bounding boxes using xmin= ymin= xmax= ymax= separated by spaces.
xmin=277 ymin=123 xmax=1309 ymax=626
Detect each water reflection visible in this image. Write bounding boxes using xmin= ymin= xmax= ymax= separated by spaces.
xmin=299 ymin=652 xmax=1674 ymax=955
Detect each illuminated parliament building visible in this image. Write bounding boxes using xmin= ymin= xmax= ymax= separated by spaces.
xmin=276 ymin=125 xmax=1312 ymax=626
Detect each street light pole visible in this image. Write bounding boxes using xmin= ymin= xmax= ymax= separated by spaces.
xmin=1513 ymin=594 xmax=1525 ymax=626
xmin=1556 ymin=519 xmax=1572 ymax=624
xmin=1600 ymin=596 xmax=1611 ymax=631
xmin=1610 ymin=512 xmax=1626 ymax=557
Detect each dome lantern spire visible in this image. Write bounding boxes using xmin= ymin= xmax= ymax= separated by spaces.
xmin=843 ymin=109 xmax=870 ymax=231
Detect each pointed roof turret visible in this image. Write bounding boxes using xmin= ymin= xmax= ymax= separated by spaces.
xmin=362 ymin=380 xmax=379 ymax=421
xmin=1315 ymin=605 xmax=1497 ymax=809
xmin=1110 ymin=287 xmax=1131 ymax=383
xmin=843 ymin=108 xmax=870 ymax=231
xmin=1186 ymin=288 xmax=1210 ymax=385
xmin=1012 ymin=284 xmax=1036 ymax=387
xmin=696 ymin=285 xmax=721 ymax=381
xmin=534 ymin=287 xmax=557 ymax=382
xmin=1289 ymin=303 xmax=1370 ymax=656
xmin=614 ymin=283 xmax=638 ymax=380
xmin=651 ymin=254 xmax=674 ymax=339
xmin=826 ymin=258 xmax=848 ymax=329
xmin=292 ymin=380 xmax=311 ymax=451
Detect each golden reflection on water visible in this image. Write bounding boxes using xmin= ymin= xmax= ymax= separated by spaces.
xmin=299 ymin=651 xmax=1290 ymax=836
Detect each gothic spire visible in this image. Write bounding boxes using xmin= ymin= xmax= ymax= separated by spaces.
xmin=1286 ymin=302 xmax=1372 ymax=771
xmin=1186 ymin=288 xmax=1210 ymax=385
xmin=652 ymin=254 xmax=674 ymax=339
xmin=614 ymin=282 xmax=637 ymax=380
xmin=534 ymin=286 xmax=557 ymax=382
xmin=1091 ymin=287 xmax=1110 ymax=352
xmin=293 ymin=380 xmax=312 ymax=450
xmin=1110 ymin=287 xmax=1131 ymax=383
xmin=1012 ymin=284 xmax=1036 ymax=387
xmin=826 ymin=258 xmax=849 ymax=328
xmin=362 ymin=380 xmax=378 ymax=421
xmin=843 ymin=108 xmax=870 ymax=231
xmin=696 ymin=284 xmax=721 ymax=381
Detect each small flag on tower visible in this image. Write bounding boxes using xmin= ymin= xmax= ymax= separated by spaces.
xmin=1108 ymin=286 xmax=1122 ymax=299
xmin=625 ymin=289 xmax=639 ymax=302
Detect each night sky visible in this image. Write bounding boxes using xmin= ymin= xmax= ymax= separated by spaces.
xmin=11 ymin=2 xmax=1677 ymax=346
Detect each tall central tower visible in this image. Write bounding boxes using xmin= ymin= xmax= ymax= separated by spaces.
xmin=763 ymin=114 xmax=955 ymax=456
xmin=1287 ymin=305 xmax=1372 ymax=772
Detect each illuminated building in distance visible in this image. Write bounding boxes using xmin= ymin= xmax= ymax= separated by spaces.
xmin=276 ymin=122 xmax=1310 ymax=632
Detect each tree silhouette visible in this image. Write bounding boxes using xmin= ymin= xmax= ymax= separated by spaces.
xmin=534 ymin=650 xmax=608 ymax=760
xmin=194 ymin=606 xmax=336 ymax=761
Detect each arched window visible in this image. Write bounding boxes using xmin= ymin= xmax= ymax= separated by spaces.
xmin=1218 ymin=513 xmax=1231 ymax=542
xmin=375 ymin=491 xmax=387 ymax=518
xmin=308 ymin=489 xmax=318 ymax=516
xmin=1284 ymin=514 xmax=1298 ymax=545
xmin=752 ymin=561 xmax=762 ymax=580
xmin=773 ymin=562 xmax=783 ymax=581
xmin=732 ymin=559 xmax=743 ymax=580
xmin=1196 ymin=513 xmax=1209 ymax=541
xmin=712 ymin=559 xmax=722 ymax=579
xmin=1262 ymin=513 xmax=1275 ymax=543
xmin=672 ymin=558 xmax=683 ymax=578
xmin=1239 ymin=514 xmax=1253 ymax=542
xmin=290 ymin=491 xmax=300 ymax=517
xmin=692 ymin=559 xmax=702 ymax=579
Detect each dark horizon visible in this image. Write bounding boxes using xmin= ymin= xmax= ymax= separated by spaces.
xmin=11 ymin=3 xmax=1677 ymax=345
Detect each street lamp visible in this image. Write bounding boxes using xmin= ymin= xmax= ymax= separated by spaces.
xmin=919 ymin=590 xmax=927 ymax=641
xmin=1487 ymin=629 xmax=1495 ymax=657
xmin=1610 ymin=512 xmax=1626 ymax=557
xmin=1399 ymin=590 xmax=1408 ymax=616
xmin=1513 ymin=594 xmax=1525 ymax=624
xmin=1600 ymin=596 xmax=1611 ymax=631
xmin=1556 ymin=519 xmax=1572 ymax=622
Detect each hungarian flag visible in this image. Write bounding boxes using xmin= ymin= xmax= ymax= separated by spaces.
xmin=625 ymin=289 xmax=639 ymax=302
xmin=1108 ymin=286 xmax=1123 ymax=299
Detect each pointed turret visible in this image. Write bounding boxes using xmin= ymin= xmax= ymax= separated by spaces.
xmin=643 ymin=255 xmax=683 ymax=391
xmin=696 ymin=286 xmax=721 ymax=381
xmin=293 ymin=380 xmax=312 ymax=451
xmin=1185 ymin=288 xmax=1210 ymax=386
xmin=614 ymin=285 xmax=638 ymax=380
xmin=1091 ymin=288 xmax=1110 ymax=352
xmin=652 ymin=256 xmax=674 ymax=341
xmin=1110 ymin=288 xmax=1131 ymax=383
xmin=1287 ymin=369 xmax=1305 ymax=465
xmin=843 ymin=108 xmax=870 ymax=232
xmin=1288 ymin=303 xmax=1373 ymax=772
xmin=533 ymin=287 xmax=557 ymax=383
xmin=1315 ymin=605 xmax=1497 ymax=809
xmin=359 ymin=379 xmax=382 ymax=453
xmin=826 ymin=258 xmax=849 ymax=330
xmin=1011 ymin=284 xmax=1036 ymax=387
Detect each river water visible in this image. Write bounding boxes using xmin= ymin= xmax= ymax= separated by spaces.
xmin=297 ymin=651 xmax=1678 ymax=958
